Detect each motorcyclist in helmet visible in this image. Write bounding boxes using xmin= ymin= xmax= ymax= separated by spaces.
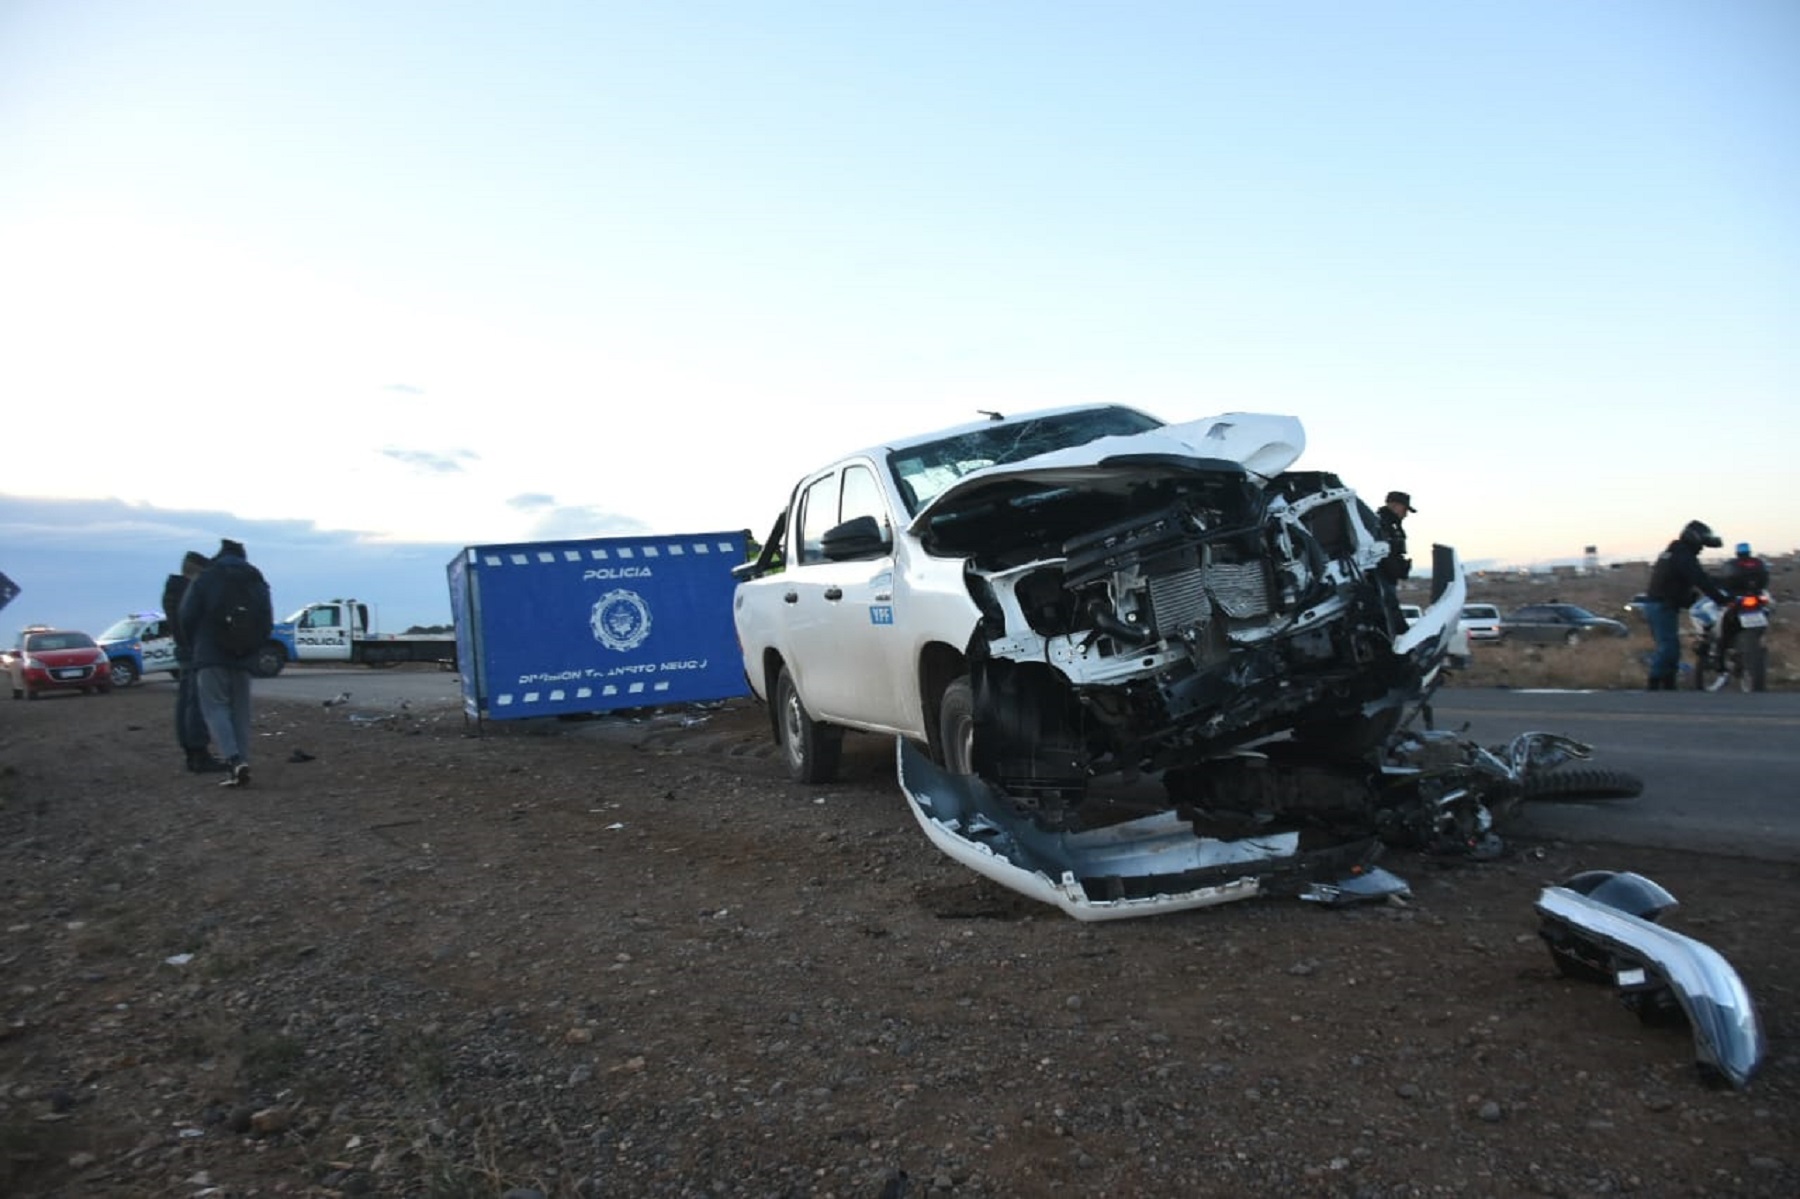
xmin=1642 ymin=520 xmax=1730 ymax=691
xmin=1722 ymin=542 xmax=1770 ymax=596
xmin=1709 ymin=542 xmax=1773 ymax=684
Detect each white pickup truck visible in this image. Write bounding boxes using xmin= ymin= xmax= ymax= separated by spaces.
xmin=733 ymin=405 xmax=1465 ymax=786
xmin=732 ymin=405 xmax=1469 ymax=919
xmin=251 ymin=599 xmax=457 ymax=677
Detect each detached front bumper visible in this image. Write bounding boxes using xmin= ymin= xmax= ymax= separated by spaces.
xmin=1536 ymin=876 xmax=1765 ymax=1089
xmin=897 ymin=739 xmax=1407 ymax=922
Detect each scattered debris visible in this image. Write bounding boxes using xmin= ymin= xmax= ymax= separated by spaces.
xmin=897 ymin=713 xmax=1643 ymax=922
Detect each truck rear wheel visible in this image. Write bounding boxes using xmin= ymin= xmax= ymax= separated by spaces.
xmin=251 ymin=643 xmax=286 ymax=678
xmin=776 ymin=666 xmax=841 ymax=784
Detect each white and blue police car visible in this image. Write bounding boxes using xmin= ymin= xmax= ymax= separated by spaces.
xmin=97 ymin=611 xmax=179 ymax=687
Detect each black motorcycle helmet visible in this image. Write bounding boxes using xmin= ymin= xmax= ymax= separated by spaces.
xmin=1680 ymin=520 xmax=1722 ymax=549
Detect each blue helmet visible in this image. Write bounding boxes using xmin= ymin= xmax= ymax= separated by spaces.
xmin=1736 ymin=542 xmax=1752 ymax=557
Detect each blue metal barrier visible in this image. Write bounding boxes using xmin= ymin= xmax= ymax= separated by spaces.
xmin=447 ymin=531 xmax=750 ymax=721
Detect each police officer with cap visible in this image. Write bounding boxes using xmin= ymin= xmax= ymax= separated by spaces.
xmin=1377 ymin=490 xmax=1415 ymax=582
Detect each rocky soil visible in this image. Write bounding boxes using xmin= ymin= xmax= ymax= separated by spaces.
xmin=2 ymin=680 xmax=1797 ymax=1198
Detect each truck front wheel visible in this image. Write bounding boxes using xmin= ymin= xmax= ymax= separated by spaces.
xmin=251 ymin=643 xmax=286 ymax=678
xmin=108 ymin=658 xmax=139 ymax=688
xmin=776 ymin=666 xmax=842 ymax=784
xmin=937 ymin=676 xmax=975 ymax=775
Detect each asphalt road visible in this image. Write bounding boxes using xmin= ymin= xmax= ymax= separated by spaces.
xmin=251 ymin=668 xmax=1800 ymax=863
xmin=1427 ymin=687 xmax=1800 ymax=861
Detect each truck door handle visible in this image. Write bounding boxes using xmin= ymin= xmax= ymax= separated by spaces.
xmin=783 ymin=591 xmax=799 ymax=604
xmin=824 ymin=587 xmax=844 ymax=601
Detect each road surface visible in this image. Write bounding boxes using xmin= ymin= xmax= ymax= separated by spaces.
xmin=1428 ymin=687 xmax=1800 ymax=860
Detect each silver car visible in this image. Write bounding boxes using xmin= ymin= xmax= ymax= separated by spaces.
xmin=1501 ymin=603 xmax=1629 ymax=644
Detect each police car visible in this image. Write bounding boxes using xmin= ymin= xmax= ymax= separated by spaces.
xmin=97 ymin=611 xmax=179 ymax=687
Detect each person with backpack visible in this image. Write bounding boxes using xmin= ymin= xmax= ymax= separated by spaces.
xmin=177 ymin=538 xmax=274 ymax=787
xmin=162 ymin=549 xmax=226 ymax=774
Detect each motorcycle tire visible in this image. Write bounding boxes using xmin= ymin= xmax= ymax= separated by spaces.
xmin=1690 ymin=644 xmax=1713 ymax=691
xmin=1522 ymin=767 xmax=1645 ymax=803
xmin=1741 ymin=633 xmax=1768 ymax=693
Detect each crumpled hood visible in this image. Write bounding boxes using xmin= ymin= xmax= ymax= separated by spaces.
xmin=908 ymin=412 xmax=1306 ymax=540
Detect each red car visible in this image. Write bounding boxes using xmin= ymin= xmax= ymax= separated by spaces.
xmin=6 ymin=626 xmax=114 ymax=699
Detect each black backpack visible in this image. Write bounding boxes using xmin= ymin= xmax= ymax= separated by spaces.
xmin=214 ymin=564 xmax=274 ymax=657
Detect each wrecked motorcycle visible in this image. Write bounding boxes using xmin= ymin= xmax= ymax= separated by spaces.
xmin=1170 ymin=725 xmax=1643 ymax=857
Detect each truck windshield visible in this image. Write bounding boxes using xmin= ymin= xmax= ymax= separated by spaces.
xmin=887 ymin=406 xmax=1164 ymax=516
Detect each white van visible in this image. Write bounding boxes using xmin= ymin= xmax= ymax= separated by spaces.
xmin=1460 ymin=603 xmax=1503 ymax=641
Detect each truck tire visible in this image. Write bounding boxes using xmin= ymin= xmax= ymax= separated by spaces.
xmin=776 ymin=666 xmax=842 ymax=784
xmin=251 ymin=643 xmax=287 ymax=679
xmin=108 ymin=658 xmax=139 ymax=688
xmin=937 ymin=676 xmax=975 ymax=775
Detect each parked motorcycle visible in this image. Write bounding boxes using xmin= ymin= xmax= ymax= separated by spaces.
xmin=1688 ymin=593 xmax=1774 ymax=692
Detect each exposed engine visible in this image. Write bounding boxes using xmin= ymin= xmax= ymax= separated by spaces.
xmin=959 ymin=470 xmax=1409 ymax=816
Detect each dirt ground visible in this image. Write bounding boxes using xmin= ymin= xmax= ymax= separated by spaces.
xmin=3 ymin=680 xmax=1797 ymax=1198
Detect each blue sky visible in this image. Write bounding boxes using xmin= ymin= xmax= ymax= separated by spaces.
xmin=2 ymin=1 xmax=1796 ymax=635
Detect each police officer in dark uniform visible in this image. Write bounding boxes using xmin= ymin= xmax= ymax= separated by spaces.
xmin=1377 ymin=491 xmax=1414 ymax=582
xmin=162 ymin=550 xmax=225 ymax=773
xmin=1642 ymin=520 xmax=1730 ymax=690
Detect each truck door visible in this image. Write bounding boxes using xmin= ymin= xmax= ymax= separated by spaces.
xmin=294 ymin=603 xmax=353 ymax=661
xmin=782 ymin=462 xmax=905 ymax=730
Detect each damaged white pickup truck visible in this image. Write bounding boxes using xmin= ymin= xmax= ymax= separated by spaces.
xmin=733 ymin=405 xmax=1492 ymax=918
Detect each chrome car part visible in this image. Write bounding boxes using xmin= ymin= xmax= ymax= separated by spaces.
xmin=1536 ymin=871 xmax=1764 ymax=1089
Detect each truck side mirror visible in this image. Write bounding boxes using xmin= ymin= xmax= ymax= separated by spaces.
xmin=821 ymin=515 xmax=890 ymax=562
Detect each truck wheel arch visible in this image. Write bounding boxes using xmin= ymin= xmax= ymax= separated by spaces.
xmin=760 ymin=650 xmax=789 ymax=744
xmin=918 ymin=642 xmax=969 ymax=764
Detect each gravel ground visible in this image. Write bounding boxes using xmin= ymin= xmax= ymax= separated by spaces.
xmin=2 ymin=681 xmax=1796 ymax=1197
